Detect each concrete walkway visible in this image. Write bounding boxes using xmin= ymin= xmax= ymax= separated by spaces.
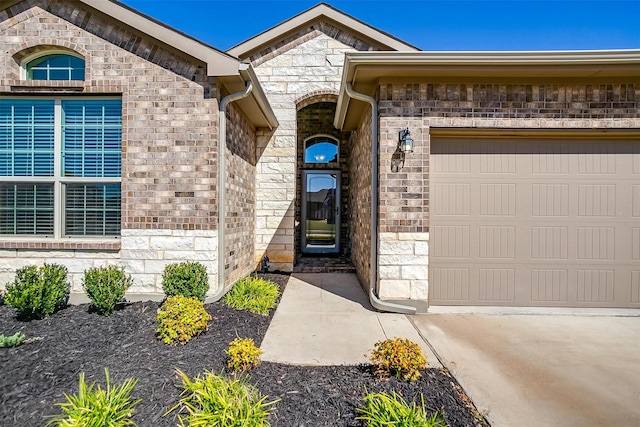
xmin=412 ymin=314 xmax=640 ymax=427
xmin=260 ymin=273 xmax=440 ymax=367
xmin=261 ymin=273 xmax=640 ymax=427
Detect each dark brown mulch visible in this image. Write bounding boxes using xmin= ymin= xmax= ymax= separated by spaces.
xmin=0 ymin=273 xmax=488 ymax=427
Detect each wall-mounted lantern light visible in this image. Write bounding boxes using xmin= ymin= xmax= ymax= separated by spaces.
xmin=398 ymin=128 xmax=414 ymax=154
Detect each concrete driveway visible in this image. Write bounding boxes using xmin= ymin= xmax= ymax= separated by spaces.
xmin=411 ymin=314 xmax=640 ymax=427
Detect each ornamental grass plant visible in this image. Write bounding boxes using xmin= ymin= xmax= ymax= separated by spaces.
xmin=166 ymin=369 xmax=279 ymax=427
xmin=224 ymin=275 xmax=280 ymax=316
xmin=46 ymin=369 xmax=140 ymax=427
xmin=357 ymin=391 xmax=446 ymax=427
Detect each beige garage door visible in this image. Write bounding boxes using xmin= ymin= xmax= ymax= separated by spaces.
xmin=429 ymin=136 xmax=640 ymax=308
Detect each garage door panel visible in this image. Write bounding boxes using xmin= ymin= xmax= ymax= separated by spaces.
xmin=531 ymin=269 xmax=569 ymax=303
xmin=531 ymin=226 xmax=568 ymax=259
xmin=432 ymin=183 xmax=470 ymax=215
xmin=577 ymin=227 xmax=615 ymax=260
xmin=478 ymin=268 xmax=515 ymax=301
xmin=431 ymin=268 xmax=469 ymax=301
xmin=478 ymin=226 xmax=515 ymax=258
xmin=578 ymin=185 xmax=616 ymax=217
xmin=432 ymin=225 xmax=470 ymax=259
xmin=576 ymin=270 xmax=615 ymax=303
xmin=430 ymin=137 xmax=639 ymax=308
xmin=480 ymin=183 xmax=516 ymax=216
xmin=532 ymin=184 xmax=569 ymax=216
xmin=632 ymin=272 xmax=640 ymax=303
xmin=633 ymin=185 xmax=640 ymax=217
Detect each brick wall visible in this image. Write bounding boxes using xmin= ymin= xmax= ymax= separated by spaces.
xmin=0 ymin=1 xmax=220 ymax=294
xmin=225 ymin=103 xmax=257 ymax=285
xmin=376 ymin=81 xmax=640 ymax=300
xmin=348 ymin=109 xmax=372 ymax=288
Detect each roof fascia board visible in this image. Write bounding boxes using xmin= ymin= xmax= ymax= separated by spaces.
xmin=334 ymin=49 xmax=640 ymax=129
xmin=239 ymin=63 xmax=279 ymax=129
xmin=80 ymin=0 xmax=240 ymax=76
xmin=228 ymin=3 xmax=419 ymax=58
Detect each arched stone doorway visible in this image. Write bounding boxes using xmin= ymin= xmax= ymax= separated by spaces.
xmin=295 ymin=101 xmax=352 ymax=270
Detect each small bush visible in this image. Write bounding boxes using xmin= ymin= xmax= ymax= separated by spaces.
xmin=224 ymin=275 xmax=280 ymax=316
xmin=166 ymin=369 xmax=279 ymax=427
xmin=46 ymin=368 xmax=140 ymax=427
xmin=161 ymin=262 xmax=209 ymax=301
xmin=226 ymin=338 xmax=262 ymax=373
xmin=156 ymin=295 xmax=211 ymax=345
xmin=4 ymin=264 xmax=70 ymax=319
xmin=0 ymin=332 xmax=26 ymax=348
xmin=370 ymin=337 xmax=427 ymax=382
xmin=83 ymin=265 xmax=132 ymax=316
xmin=357 ymin=391 xmax=445 ymax=427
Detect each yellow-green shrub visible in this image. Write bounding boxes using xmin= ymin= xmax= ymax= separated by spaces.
xmin=226 ymin=338 xmax=262 ymax=373
xmin=370 ymin=337 xmax=427 ymax=382
xmin=156 ymin=295 xmax=211 ymax=345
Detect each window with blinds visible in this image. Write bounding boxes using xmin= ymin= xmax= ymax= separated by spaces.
xmin=0 ymin=98 xmax=121 ymax=238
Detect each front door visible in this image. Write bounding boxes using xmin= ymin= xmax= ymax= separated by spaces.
xmin=301 ymin=170 xmax=340 ymax=253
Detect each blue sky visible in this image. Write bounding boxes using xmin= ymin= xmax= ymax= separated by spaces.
xmin=120 ymin=0 xmax=639 ymax=51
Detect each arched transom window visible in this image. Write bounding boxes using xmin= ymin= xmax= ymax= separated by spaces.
xmin=25 ymin=53 xmax=85 ymax=81
xmin=304 ymin=135 xmax=338 ymax=164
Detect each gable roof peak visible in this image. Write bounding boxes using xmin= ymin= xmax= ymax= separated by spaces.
xmin=227 ymin=2 xmax=419 ymax=60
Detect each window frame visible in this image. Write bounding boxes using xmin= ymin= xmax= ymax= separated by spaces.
xmin=1 ymin=96 xmax=122 ymax=239
xmin=303 ymin=134 xmax=339 ymax=164
xmin=21 ymin=51 xmax=86 ymax=81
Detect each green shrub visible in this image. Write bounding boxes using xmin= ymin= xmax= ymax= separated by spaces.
xmin=4 ymin=264 xmax=70 ymax=319
xmin=83 ymin=266 xmax=132 ymax=316
xmin=224 ymin=275 xmax=280 ymax=316
xmin=166 ymin=369 xmax=278 ymax=427
xmin=357 ymin=391 xmax=445 ymax=427
xmin=161 ymin=262 xmax=209 ymax=301
xmin=226 ymin=338 xmax=262 ymax=373
xmin=370 ymin=337 xmax=427 ymax=382
xmin=0 ymin=332 xmax=26 ymax=348
xmin=156 ymin=295 xmax=211 ymax=345
xmin=46 ymin=368 xmax=140 ymax=427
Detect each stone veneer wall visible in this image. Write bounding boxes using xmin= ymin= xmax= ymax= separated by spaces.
xmin=224 ymin=104 xmax=257 ymax=285
xmin=251 ymin=31 xmax=360 ymax=270
xmin=0 ymin=1 xmax=220 ymax=294
xmin=376 ymin=82 xmax=640 ymax=301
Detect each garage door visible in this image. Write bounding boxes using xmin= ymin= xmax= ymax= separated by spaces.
xmin=429 ymin=136 xmax=640 ymax=308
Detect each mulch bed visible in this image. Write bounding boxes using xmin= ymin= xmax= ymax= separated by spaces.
xmin=0 ymin=273 xmax=489 ymax=427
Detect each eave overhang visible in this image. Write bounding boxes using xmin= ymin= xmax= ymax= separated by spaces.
xmin=2 ymin=0 xmax=278 ymax=129
xmin=81 ymin=0 xmax=240 ymax=76
xmin=335 ymin=50 xmax=640 ymax=130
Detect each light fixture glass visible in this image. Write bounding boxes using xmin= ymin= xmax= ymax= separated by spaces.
xmin=399 ymin=128 xmax=414 ymax=153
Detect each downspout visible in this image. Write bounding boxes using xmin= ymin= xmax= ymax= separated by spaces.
xmin=344 ymin=83 xmax=416 ymax=315
xmin=207 ymin=80 xmax=253 ymax=302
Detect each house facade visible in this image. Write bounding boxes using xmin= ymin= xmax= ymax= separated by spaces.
xmin=1 ymin=1 xmax=639 ymax=311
